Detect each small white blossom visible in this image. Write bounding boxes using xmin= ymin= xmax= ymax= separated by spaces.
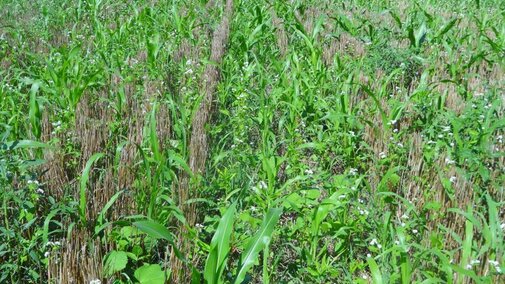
xmin=89 ymin=279 xmax=102 ymax=284
xmin=37 ymin=188 xmax=44 ymax=194
xmin=449 ymin=176 xmax=457 ymax=183
xmin=44 ymin=251 xmax=50 ymax=258
xmin=489 ymin=260 xmax=499 ymax=266
xmin=259 ymin=181 xmax=267 ymax=189
xmin=379 ymin=152 xmax=387 ymax=159
xmin=304 ymin=169 xmax=314 ymax=175
xmin=445 ymin=157 xmax=455 ymax=165
xmin=412 ymin=229 xmax=418 ymax=234
xmin=367 ymin=253 xmax=371 ymax=258
xmin=349 ymin=168 xmax=358 ymax=176
xmin=470 ymin=259 xmax=480 ymax=265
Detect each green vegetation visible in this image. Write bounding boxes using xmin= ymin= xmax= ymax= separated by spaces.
xmin=1 ymin=0 xmax=504 ymax=283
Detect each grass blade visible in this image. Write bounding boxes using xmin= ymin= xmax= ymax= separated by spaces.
xmin=79 ymin=152 xmax=104 ymax=225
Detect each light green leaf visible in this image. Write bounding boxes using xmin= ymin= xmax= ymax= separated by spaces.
xmin=234 ymin=208 xmax=282 ymax=284
xmin=104 ymin=250 xmax=128 ymax=276
xmin=80 ymin=153 xmax=105 ymax=225
xmin=134 ymin=264 xmax=166 ymax=284
xmin=204 ymin=203 xmax=236 ymax=284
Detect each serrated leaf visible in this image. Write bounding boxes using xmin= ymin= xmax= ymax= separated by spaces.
xmin=104 ymin=250 xmax=128 ymax=276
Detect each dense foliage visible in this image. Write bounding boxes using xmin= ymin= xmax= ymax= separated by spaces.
xmin=1 ymin=0 xmax=504 ymax=283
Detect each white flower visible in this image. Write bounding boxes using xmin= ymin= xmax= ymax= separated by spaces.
xmin=367 ymin=253 xmax=371 ymax=258
xmin=449 ymin=176 xmax=457 ymax=183
xmin=259 ymin=181 xmax=267 ymax=189
xmin=470 ymin=259 xmax=480 ymax=265
xmin=37 ymin=188 xmax=44 ymax=194
xmin=500 ymin=223 xmax=505 ymax=230
xmin=442 ymin=126 xmax=451 ymax=132
xmin=185 ymin=59 xmax=193 ymax=65
xmin=394 ymin=240 xmax=400 ymax=245
xmin=466 ymin=264 xmax=472 ymax=269
xmin=195 ymin=223 xmax=204 ymax=229
xmin=437 ymin=134 xmax=444 ymax=138
xmin=393 ymin=128 xmax=399 ymax=133
xmin=89 ymin=279 xmax=102 ymax=284
xmin=349 ymin=131 xmax=355 ymax=137
xmin=359 ymin=209 xmax=369 ymax=216
xmin=349 ymin=168 xmax=358 ymax=176
xmin=370 ymin=239 xmax=378 ymax=246
xmin=379 ymin=152 xmax=387 ymax=159
xmin=489 ymin=260 xmax=499 ymax=266
xmin=184 ymin=68 xmax=193 ymax=75
xmin=397 ymin=142 xmax=403 ymax=148
xmin=388 ymin=120 xmax=397 ymax=125
xmin=304 ymin=169 xmax=314 ymax=175
xmin=412 ymin=229 xmax=418 ymax=234
xmin=445 ymin=158 xmax=455 ymax=165
xmin=44 ymin=251 xmax=50 ymax=258
xmin=401 ymin=214 xmax=409 ymax=219
xmin=338 ymin=195 xmax=346 ymax=199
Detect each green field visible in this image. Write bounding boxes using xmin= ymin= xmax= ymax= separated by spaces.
xmin=1 ymin=0 xmax=504 ymax=283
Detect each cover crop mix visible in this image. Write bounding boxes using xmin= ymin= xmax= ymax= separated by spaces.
xmin=0 ymin=0 xmax=504 ymax=283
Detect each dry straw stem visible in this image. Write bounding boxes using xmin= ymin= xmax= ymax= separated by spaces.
xmin=48 ymin=69 xmax=166 ymax=282
xmin=270 ymin=8 xmax=288 ymax=57
xmin=170 ymin=0 xmax=234 ymax=282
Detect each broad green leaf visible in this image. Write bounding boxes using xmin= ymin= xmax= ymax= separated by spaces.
xmin=133 ymin=220 xmax=174 ymax=242
xmin=134 ymin=264 xmax=166 ymax=284
xmin=104 ymin=250 xmax=128 ymax=276
xmin=234 ymin=208 xmax=282 ymax=284
xmin=204 ymin=203 xmax=236 ymax=284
